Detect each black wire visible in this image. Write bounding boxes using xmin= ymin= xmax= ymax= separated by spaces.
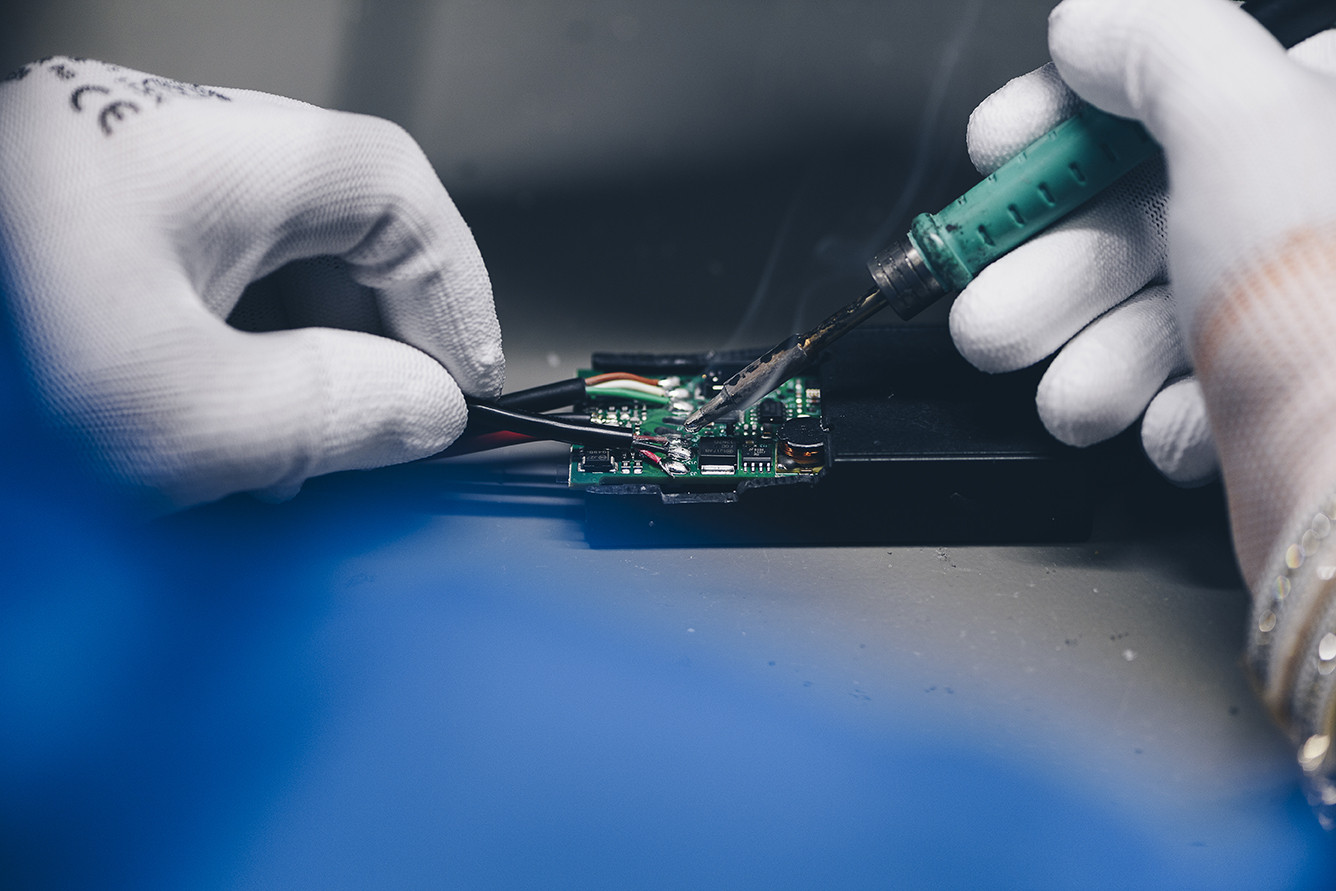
xmin=494 ymin=377 xmax=589 ymax=412
xmin=465 ymin=399 xmax=636 ymax=448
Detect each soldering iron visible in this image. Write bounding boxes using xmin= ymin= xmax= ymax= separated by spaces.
xmin=682 ymin=0 xmax=1336 ymax=432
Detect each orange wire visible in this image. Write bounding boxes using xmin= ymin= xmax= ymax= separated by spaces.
xmin=584 ymin=371 xmax=661 ymax=387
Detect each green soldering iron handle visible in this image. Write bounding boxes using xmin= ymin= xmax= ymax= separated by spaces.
xmin=869 ymin=105 xmax=1159 ymax=319
xmin=916 ymin=107 xmax=1157 ymax=290
xmin=866 ymin=0 xmax=1332 ymax=319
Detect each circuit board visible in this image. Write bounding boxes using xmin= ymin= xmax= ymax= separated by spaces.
xmin=562 ymin=329 xmax=1093 ymax=545
xmin=568 ymin=371 xmax=823 ymax=490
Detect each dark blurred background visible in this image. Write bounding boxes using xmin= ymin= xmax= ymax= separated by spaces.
xmin=0 ymin=1 xmax=1052 ymax=192
xmin=0 ymin=0 xmax=1056 ymax=381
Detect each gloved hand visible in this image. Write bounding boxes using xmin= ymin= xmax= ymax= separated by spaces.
xmin=0 ymin=57 xmax=503 ymax=510
xmin=1017 ymin=0 xmax=1336 ymax=821
xmin=949 ymin=8 xmax=1336 ymax=488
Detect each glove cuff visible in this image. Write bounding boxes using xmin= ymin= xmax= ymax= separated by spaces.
xmin=1191 ymin=225 xmax=1336 ymax=825
xmin=1247 ymin=486 xmax=1336 ymax=829
xmin=1191 ymin=224 xmax=1336 ymax=583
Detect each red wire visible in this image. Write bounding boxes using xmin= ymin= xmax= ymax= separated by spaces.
xmin=638 ymin=448 xmax=674 ymax=475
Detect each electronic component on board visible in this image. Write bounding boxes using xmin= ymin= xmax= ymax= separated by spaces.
xmin=739 ymin=443 xmax=773 ymax=472
xmin=568 ymin=367 xmax=819 ymax=491
xmin=578 ymin=448 xmax=617 ymax=474
xmin=757 ymin=398 xmax=786 ymax=425
xmin=696 ymin=437 xmax=739 ymax=474
xmin=779 ymin=417 xmax=825 ymax=467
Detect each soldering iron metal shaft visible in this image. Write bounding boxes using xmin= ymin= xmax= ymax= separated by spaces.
xmin=683 ymin=240 xmax=944 ymax=430
xmin=683 ymin=281 xmax=908 ymax=430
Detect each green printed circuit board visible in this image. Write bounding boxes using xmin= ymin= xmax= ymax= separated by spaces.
xmin=568 ymin=371 xmax=825 ymax=490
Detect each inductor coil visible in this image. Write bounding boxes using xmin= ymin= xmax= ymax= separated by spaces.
xmin=779 ymin=417 xmax=825 ymax=466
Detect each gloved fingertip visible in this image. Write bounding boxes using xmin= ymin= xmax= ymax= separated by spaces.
xmin=1035 ymin=374 xmax=1123 ymax=448
xmin=139 ymin=326 xmax=470 ymax=508
xmin=460 ymin=338 xmax=506 ymax=399
xmin=948 ymin=291 xmax=1039 ymax=374
xmin=1033 ymin=290 xmax=1184 ymax=449
xmin=1141 ymin=377 xmax=1219 ymax=487
xmin=1049 ymin=0 xmax=1170 ymax=119
xmin=1144 ymin=437 xmax=1218 ymax=487
xmin=966 ymin=62 xmax=1082 ymax=175
xmin=1291 ymin=29 xmax=1336 ymax=71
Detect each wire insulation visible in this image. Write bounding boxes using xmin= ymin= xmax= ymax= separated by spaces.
xmin=440 ymin=430 xmax=540 ymax=457
xmin=465 ymin=399 xmax=637 ymax=448
xmin=585 ymin=371 xmax=662 ymax=387
xmin=494 ymin=378 xmax=588 ymax=412
xmin=638 ymin=448 xmax=672 ymax=475
xmin=585 ymin=384 xmax=671 ymax=405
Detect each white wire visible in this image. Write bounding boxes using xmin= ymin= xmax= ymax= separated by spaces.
xmin=586 ymin=379 xmax=668 ymax=398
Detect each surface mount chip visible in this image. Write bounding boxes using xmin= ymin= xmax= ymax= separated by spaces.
xmin=739 ymin=444 xmax=772 ymax=472
xmin=757 ymin=398 xmax=786 ymax=424
xmin=696 ymin=437 xmax=739 ymax=474
xmin=578 ymin=448 xmax=617 ymax=474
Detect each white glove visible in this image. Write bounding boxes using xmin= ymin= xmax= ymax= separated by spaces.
xmin=1038 ymin=0 xmax=1336 ymax=820
xmin=0 ymin=57 xmax=503 ymax=509
xmin=949 ymin=18 xmax=1336 ymax=486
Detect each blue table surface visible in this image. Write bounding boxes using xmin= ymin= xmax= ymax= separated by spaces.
xmin=4 ymin=378 xmax=1335 ymax=889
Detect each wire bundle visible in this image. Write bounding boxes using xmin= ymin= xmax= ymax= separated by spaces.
xmin=583 ymin=372 xmax=672 ymax=405
xmin=445 ymin=372 xmax=685 ymax=458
